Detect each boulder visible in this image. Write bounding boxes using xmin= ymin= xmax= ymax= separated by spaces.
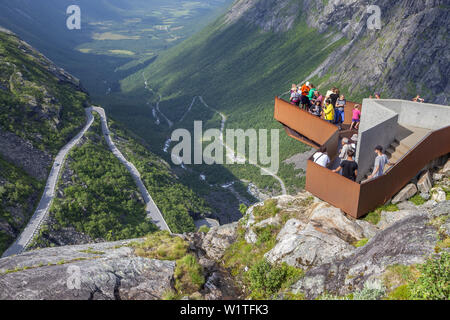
xmin=245 ymin=228 xmax=258 ymax=244
xmin=0 ymin=239 xmax=175 ymax=300
xmin=245 ymin=216 xmax=281 ymax=244
xmin=433 ymin=173 xmax=444 ymax=181
xmin=309 ymin=204 xmax=369 ymax=242
xmin=276 ymin=219 xmax=305 ymax=241
xmin=377 ymin=209 xmax=418 ymax=230
xmin=291 ymin=209 xmax=442 ymax=299
xmin=265 ymin=224 xmax=354 ymax=269
xmin=200 ymin=223 xmax=238 ymax=260
xmin=442 ymin=159 xmax=450 ymax=177
xmin=264 ymin=203 xmax=371 ymax=269
xmin=431 ymin=188 xmax=447 ymax=203
xmin=392 ymin=183 xmax=417 ymax=204
xmin=417 ymin=171 xmax=433 ymax=194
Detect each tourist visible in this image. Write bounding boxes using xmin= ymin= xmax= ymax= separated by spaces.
xmin=310 ymin=100 xmax=322 ymax=117
xmin=367 ymin=145 xmax=389 ymax=180
xmin=350 ymin=134 xmax=358 ymax=151
xmin=290 ymin=87 xmax=301 ymax=106
xmin=290 ymin=84 xmax=297 ymax=93
xmin=314 ymin=91 xmax=323 ymax=106
xmin=413 ymin=95 xmax=425 ymax=103
xmin=335 ymin=94 xmax=346 ymax=126
xmin=338 ymin=138 xmax=351 ymax=162
xmin=329 ymin=88 xmax=340 ymax=107
xmin=300 ymin=82 xmax=311 ymax=110
xmin=307 ymin=84 xmax=317 ymax=101
xmin=332 ymin=150 xmax=358 ymax=181
xmin=323 ymin=99 xmax=335 ymax=123
xmin=313 ymin=146 xmax=330 ymax=168
xmin=325 ymin=87 xmax=335 ymax=101
xmin=374 ymin=92 xmax=381 ymax=99
xmin=350 ymin=104 xmax=361 ymax=131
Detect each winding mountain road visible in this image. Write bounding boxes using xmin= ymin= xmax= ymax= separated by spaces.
xmin=140 ymin=75 xmax=287 ymax=196
xmin=143 ymin=73 xmax=173 ymax=128
xmin=91 ymin=107 xmax=171 ymax=233
xmin=2 ymin=106 xmax=171 ymax=258
xmin=198 ymin=96 xmax=287 ymax=196
xmin=2 ymin=109 xmax=95 ymax=258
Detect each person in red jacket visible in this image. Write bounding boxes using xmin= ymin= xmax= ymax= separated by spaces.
xmin=300 ymin=82 xmax=311 ymax=110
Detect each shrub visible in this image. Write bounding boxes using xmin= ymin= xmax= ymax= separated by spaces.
xmin=283 ymin=292 xmax=306 ymax=300
xmin=133 ymin=231 xmax=188 ymax=260
xmin=162 ymin=290 xmax=183 ymax=300
xmin=239 ymin=204 xmax=248 ymax=215
xmin=409 ymin=253 xmax=449 ymax=300
xmin=223 ymin=239 xmax=263 ymax=277
xmin=254 ymin=225 xmax=279 ymax=248
xmin=253 ymin=200 xmax=280 ymax=223
xmin=383 ymin=264 xmax=419 ymax=289
xmin=174 ymin=254 xmax=205 ymax=295
xmin=409 ymin=194 xmax=426 ymax=206
xmin=247 ymin=259 xmax=303 ymax=299
xmin=386 ymin=285 xmax=412 ymax=300
xmin=353 ymin=238 xmax=369 ymax=248
xmin=363 ymin=203 xmax=399 ymax=225
xmin=353 ymin=280 xmax=386 ymax=300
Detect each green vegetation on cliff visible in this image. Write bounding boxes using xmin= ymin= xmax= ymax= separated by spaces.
xmin=132 ymin=231 xmax=205 ymax=298
xmin=108 ymin=117 xmax=212 ymax=233
xmin=0 ymin=31 xmax=86 ymax=155
xmin=0 ymin=155 xmax=43 ymax=253
xmin=33 ymin=114 xmax=157 ymax=246
xmin=223 ymin=199 xmax=304 ymax=299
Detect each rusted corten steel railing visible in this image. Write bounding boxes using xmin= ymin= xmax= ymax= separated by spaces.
xmin=274 ymin=96 xmax=450 ymax=219
xmin=274 ymin=97 xmax=341 ymax=157
xmin=357 ymin=125 xmax=450 ymax=217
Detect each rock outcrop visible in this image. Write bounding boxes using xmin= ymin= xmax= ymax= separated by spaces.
xmin=0 ymin=128 xmax=52 ymax=181
xmin=241 ymin=194 xmax=377 ymax=269
xmin=291 ymin=201 xmax=449 ymax=299
xmin=0 ymin=239 xmax=175 ymax=300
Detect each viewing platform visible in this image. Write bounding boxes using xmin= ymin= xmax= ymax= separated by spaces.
xmin=274 ymin=97 xmax=450 ymax=219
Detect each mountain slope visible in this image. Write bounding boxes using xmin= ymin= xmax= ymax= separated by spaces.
xmin=0 ymin=28 xmax=213 ymax=254
xmin=0 ymin=28 xmax=87 ymax=253
xmin=116 ymin=0 xmax=448 ymax=196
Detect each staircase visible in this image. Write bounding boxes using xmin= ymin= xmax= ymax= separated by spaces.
xmin=363 ymin=125 xmax=432 ymax=178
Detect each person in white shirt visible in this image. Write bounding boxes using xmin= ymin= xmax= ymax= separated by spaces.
xmin=313 ymin=147 xmax=330 ymax=168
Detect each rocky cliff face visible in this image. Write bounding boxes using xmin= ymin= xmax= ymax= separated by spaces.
xmin=292 ymin=201 xmax=449 ymax=298
xmin=0 ymin=226 xmax=242 ymax=300
xmin=225 ymin=0 xmax=449 ymax=104
xmin=2 ymin=191 xmax=447 ymax=300
xmin=0 ymin=239 xmax=176 ymax=300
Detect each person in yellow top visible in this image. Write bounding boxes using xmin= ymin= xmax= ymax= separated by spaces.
xmin=323 ymin=99 xmax=335 ymax=123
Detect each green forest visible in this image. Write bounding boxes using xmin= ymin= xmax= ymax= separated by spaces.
xmin=0 ymin=156 xmax=43 ymax=253
xmin=39 ymin=114 xmax=157 ymax=243
xmin=108 ymin=117 xmax=212 ymax=233
xmin=0 ymin=31 xmax=86 ymax=157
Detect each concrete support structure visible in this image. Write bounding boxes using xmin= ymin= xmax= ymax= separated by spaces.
xmin=355 ymin=99 xmax=450 ymax=181
xmin=355 ymin=100 xmax=398 ymax=181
